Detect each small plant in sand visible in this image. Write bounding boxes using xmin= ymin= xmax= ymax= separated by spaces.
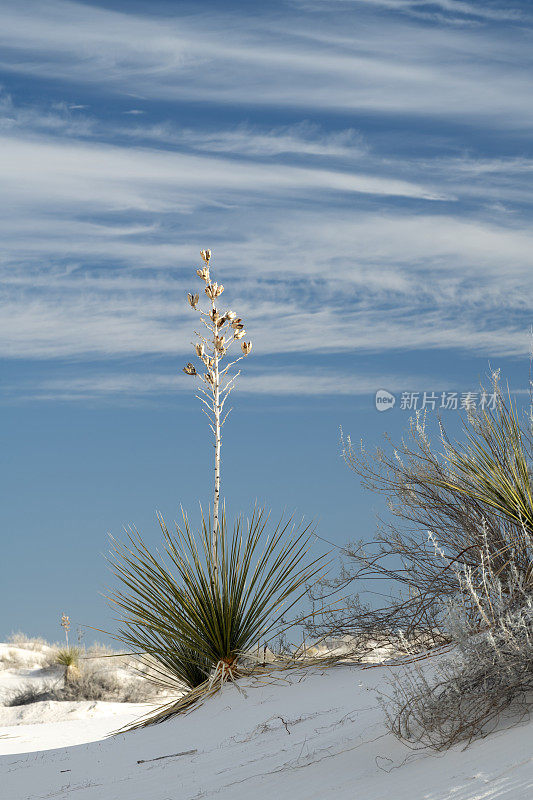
xmin=57 ymin=614 xmax=81 ymax=684
xmin=109 ymin=250 xmax=325 ymax=727
xmin=56 ymin=647 xmax=81 ymax=685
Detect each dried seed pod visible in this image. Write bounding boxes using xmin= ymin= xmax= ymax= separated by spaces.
xmin=241 ymin=341 xmax=252 ymax=356
xmin=187 ymin=292 xmax=199 ymax=308
xmin=205 ymin=372 xmax=214 ymax=385
xmin=225 ymin=310 xmax=237 ymax=321
xmin=196 ymin=267 xmax=209 ymax=281
xmin=234 ymin=329 xmax=246 ymax=340
xmin=183 ymin=362 xmax=197 ymax=376
xmin=214 ymin=335 xmax=225 ymax=351
xmin=200 ymin=249 xmax=211 ymax=264
xmin=231 ymin=318 xmax=243 ymax=329
xmin=205 ymin=282 xmax=223 ymax=301
xmin=195 ymin=343 xmax=204 ymax=358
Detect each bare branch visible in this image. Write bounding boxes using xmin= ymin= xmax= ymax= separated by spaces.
xmin=221 ymin=370 xmax=241 ymax=395
xmin=220 ymin=357 xmax=244 ymax=376
xmin=221 ymin=408 xmax=233 ymax=427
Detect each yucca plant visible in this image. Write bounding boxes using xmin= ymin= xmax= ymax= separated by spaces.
xmin=107 ymin=250 xmax=326 ymax=726
xmin=56 ymin=647 xmax=81 ymax=685
xmin=435 ymin=384 xmax=533 ymax=539
xmin=109 ymin=509 xmax=324 ymax=725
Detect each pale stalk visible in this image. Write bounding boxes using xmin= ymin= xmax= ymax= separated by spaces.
xmin=184 ymin=250 xmax=252 ymax=571
xmin=212 ymin=295 xmax=221 ymax=566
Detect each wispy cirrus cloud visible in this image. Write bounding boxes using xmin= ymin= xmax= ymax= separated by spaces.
xmin=294 ymin=0 xmax=525 ymax=24
xmin=0 ymin=252 xmax=529 ymax=363
xmin=0 ymin=368 xmax=488 ymax=403
xmin=0 ymin=133 xmax=443 ymax=213
xmin=0 ymin=90 xmax=367 ymax=158
xmin=0 ymin=1 xmax=531 ymax=126
xmin=123 ymin=122 xmax=368 ymax=160
xmin=0 ymin=0 xmax=531 ymax=402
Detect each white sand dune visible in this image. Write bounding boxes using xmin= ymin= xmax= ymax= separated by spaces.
xmin=1 ymin=652 xmax=532 ymax=800
xmin=0 ymin=642 xmax=160 ymax=755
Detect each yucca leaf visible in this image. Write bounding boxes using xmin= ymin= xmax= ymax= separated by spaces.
xmin=430 ymin=389 xmax=533 ymax=538
xmin=107 ymin=508 xmax=326 ymax=701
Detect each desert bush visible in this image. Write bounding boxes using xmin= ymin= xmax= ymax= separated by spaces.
xmin=59 ymin=667 xmax=155 ymax=703
xmin=83 ymin=642 xmax=136 ymax=672
xmin=7 ymin=633 xmax=48 ymax=651
xmin=7 ymin=666 xmax=156 ymax=706
xmin=85 ymin=642 xmax=120 ymax=658
xmin=383 ymin=528 xmax=533 ymax=750
xmin=41 ymin=648 xmax=61 ymax=670
xmin=0 ymin=648 xmax=34 ymax=670
xmin=311 ymin=375 xmax=533 ymax=649
xmin=6 ymin=684 xmax=54 ymax=706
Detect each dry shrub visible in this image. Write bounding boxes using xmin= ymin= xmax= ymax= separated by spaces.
xmin=383 ymin=528 xmax=533 ymax=750
xmin=313 ymin=376 xmax=533 ymax=652
xmin=0 ymin=648 xmax=30 ymax=670
xmin=7 ymin=633 xmax=48 ymax=651
xmin=5 ymin=684 xmax=52 ymax=706
xmin=85 ymin=642 xmax=121 ymax=658
xmin=7 ymin=665 xmax=156 ymax=706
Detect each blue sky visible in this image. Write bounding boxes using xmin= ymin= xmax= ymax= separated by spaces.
xmin=0 ymin=0 xmax=532 ymax=643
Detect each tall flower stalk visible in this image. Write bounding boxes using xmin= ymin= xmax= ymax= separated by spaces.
xmin=61 ymin=613 xmax=70 ymax=647
xmin=183 ymin=249 xmax=252 ymax=566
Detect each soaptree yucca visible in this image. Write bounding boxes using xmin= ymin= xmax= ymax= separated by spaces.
xmin=56 ymin=647 xmax=81 ymax=685
xmin=109 ymin=250 xmax=325 ymax=724
xmin=431 ymin=385 xmax=533 ymax=540
xmin=109 ymin=508 xmax=324 ymax=723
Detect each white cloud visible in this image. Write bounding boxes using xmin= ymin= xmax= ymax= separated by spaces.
xmin=0 ymin=90 xmax=368 ymax=159
xmin=0 ymin=1 xmax=530 ymax=125
xmin=0 ymin=134 xmax=443 ymax=214
xmin=11 ymin=368 xmax=454 ymax=402
xmin=295 ymin=0 xmax=523 ymax=23
xmin=0 ymin=276 xmax=529 ymax=363
xmin=157 ymin=123 xmax=368 ymax=159
xmin=0 ymin=201 xmax=532 ymax=365
xmin=0 ymin=92 xmax=95 ymax=137
xmin=0 ymin=1 xmax=531 ymax=401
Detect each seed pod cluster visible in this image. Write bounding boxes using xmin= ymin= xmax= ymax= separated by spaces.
xmin=182 ymin=249 xmax=253 ymax=384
